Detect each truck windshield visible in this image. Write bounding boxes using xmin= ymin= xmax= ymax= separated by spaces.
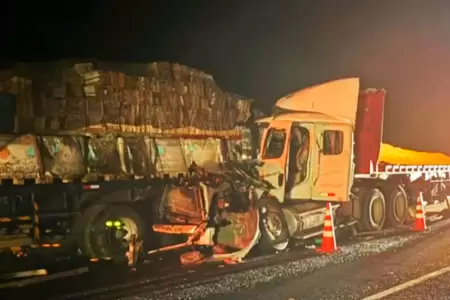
xmin=263 ymin=128 xmax=286 ymax=159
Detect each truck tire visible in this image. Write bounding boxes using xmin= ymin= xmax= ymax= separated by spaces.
xmin=256 ymin=197 xmax=289 ymax=253
xmin=74 ymin=203 xmax=146 ymax=264
xmin=358 ymin=188 xmax=386 ymax=232
xmin=384 ymin=185 xmax=408 ymax=227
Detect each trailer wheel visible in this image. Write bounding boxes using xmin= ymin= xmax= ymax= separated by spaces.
xmin=384 ymin=186 xmax=408 ymax=227
xmin=74 ymin=203 xmax=146 ymax=264
xmin=256 ymin=197 xmax=289 ymax=253
xmin=358 ymin=188 xmax=386 ymax=232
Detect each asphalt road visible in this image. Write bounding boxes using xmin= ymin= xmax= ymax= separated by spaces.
xmin=126 ymin=219 xmax=450 ymax=300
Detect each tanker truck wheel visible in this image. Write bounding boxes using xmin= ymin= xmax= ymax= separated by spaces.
xmin=384 ymin=185 xmax=408 ymax=227
xmin=358 ymin=188 xmax=386 ymax=232
xmin=74 ymin=203 xmax=146 ymax=264
xmin=256 ymin=198 xmax=289 ymax=253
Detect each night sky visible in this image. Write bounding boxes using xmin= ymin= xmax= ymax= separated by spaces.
xmin=3 ymin=0 xmax=450 ymax=154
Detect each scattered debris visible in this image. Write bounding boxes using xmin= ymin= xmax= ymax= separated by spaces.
xmin=180 ymin=251 xmax=205 ymax=266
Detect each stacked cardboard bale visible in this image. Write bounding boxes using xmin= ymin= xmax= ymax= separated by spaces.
xmin=2 ymin=60 xmax=252 ymax=137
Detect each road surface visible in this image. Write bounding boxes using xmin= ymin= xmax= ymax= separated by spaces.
xmin=127 ymin=220 xmax=450 ymax=300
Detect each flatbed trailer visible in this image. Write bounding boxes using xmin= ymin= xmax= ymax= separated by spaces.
xmin=0 ymin=60 xmax=257 ymax=275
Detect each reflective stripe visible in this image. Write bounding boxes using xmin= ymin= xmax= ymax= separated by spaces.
xmin=323 ymin=231 xmax=334 ymax=238
xmin=324 ymin=220 xmax=332 ymax=227
xmin=416 ymin=213 xmax=424 ymax=218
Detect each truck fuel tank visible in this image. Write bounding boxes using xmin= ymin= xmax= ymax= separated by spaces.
xmin=281 ymin=203 xmax=337 ymax=239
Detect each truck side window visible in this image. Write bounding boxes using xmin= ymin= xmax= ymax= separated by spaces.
xmin=323 ymin=130 xmax=343 ymax=155
xmin=263 ymin=128 xmax=286 ymax=159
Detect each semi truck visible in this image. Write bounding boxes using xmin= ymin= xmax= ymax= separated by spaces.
xmin=252 ymin=77 xmax=450 ymax=252
xmin=0 ymin=60 xmax=258 ymax=274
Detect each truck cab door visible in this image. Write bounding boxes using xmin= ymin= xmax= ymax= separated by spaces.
xmin=312 ymin=123 xmax=353 ymax=202
xmin=259 ymin=120 xmax=292 ymax=203
xmin=285 ymin=123 xmax=315 ymax=201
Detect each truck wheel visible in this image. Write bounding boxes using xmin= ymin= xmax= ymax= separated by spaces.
xmin=256 ymin=198 xmax=289 ymax=253
xmin=74 ymin=203 xmax=146 ymax=264
xmin=358 ymin=188 xmax=386 ymax=232
xmin=384 ymin=186 xmax=408 ymax=227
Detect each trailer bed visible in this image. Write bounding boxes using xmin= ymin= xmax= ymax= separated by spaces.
xmin=359 ymin=143 xmax=450 ymax=179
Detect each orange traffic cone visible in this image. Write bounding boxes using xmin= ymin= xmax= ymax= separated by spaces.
xmin=316 ymin=202 xmax=339 ymax=254
xmin=413 ymin=191 xmax=427 ymax=232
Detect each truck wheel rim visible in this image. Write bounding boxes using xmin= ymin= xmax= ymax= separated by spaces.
xmin=92 ymin=212 xmax=139 ymax=256
xmin=394 ymin=192 xmax=406 ymax=219
xmin=118 ymin=217 xmax=139 ymax=242
xmin=371 ymin=197 xmax=384 ymax=224
xmin=105 ymin=217 xmax=139 ymax=249
xmin=263 ymin=208 xmax=283 ymax=238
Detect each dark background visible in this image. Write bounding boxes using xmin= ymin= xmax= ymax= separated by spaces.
xmin=2 ymin=0 xmax=450 ymax=153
